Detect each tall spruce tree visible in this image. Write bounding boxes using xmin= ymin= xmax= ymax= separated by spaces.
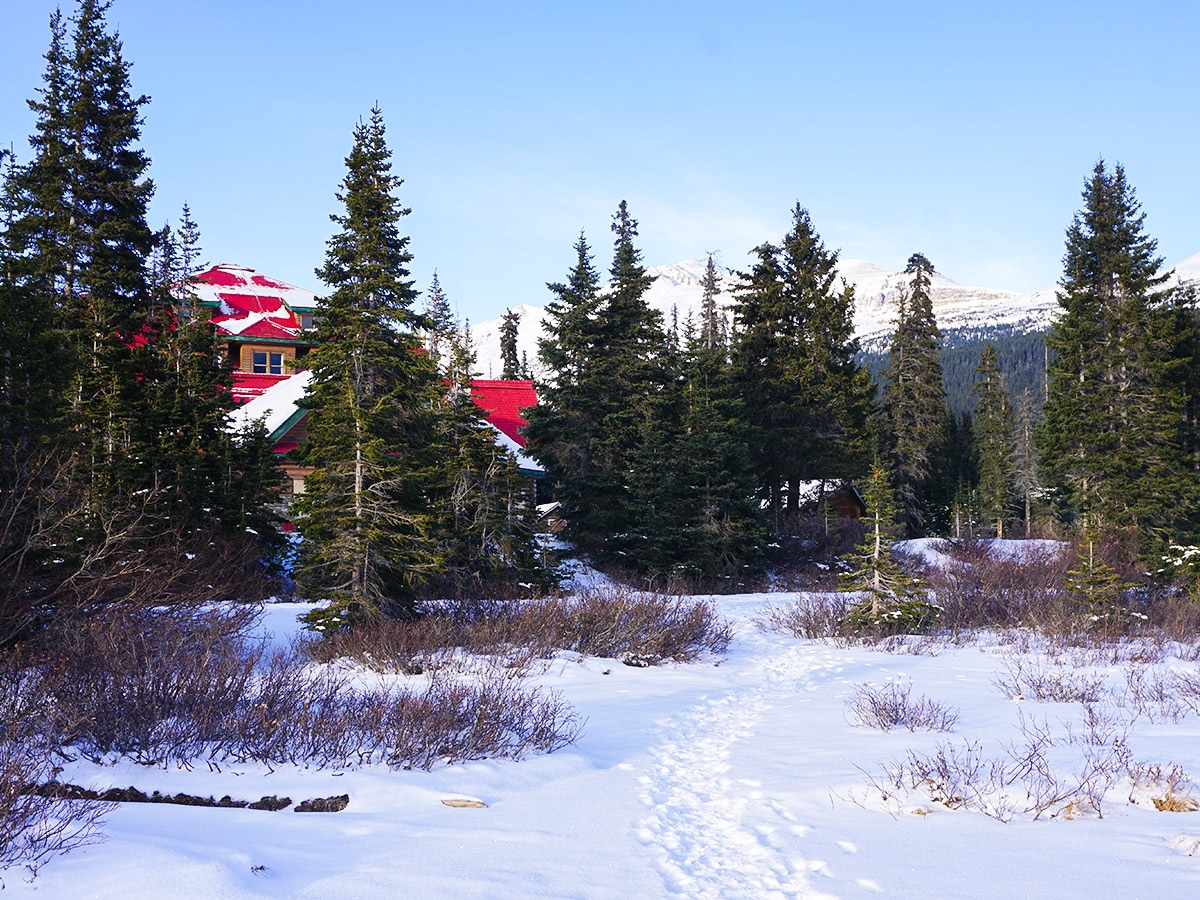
xmin=4 ymin=0 xmax=159 ymax=502
xmin=1013 ymin=388 xmax=1041 ymax=538
xmin=592 ymin=201 xmax=666 ymax=561
xmin=294 ymin=107 xmax=443 ymax=625
xmin=525 ymin=204 xmax=666 ymax=564
xmin=730 ymin=204 xmax=872 ymax=530
xmin=423 ymin=272 xmax=454 ymax=371
xmin=883 ymin=253 xmax=948 ymax=535
xmin=1 ymin=3 xmax=281 ymax=626
xmin=499 ymin=308 xmax=521 ymax=380
xmin=522 ymin=233 xmax=607 ymax=550
xmin=699 ymin=253 xmax=724 ymax=351
xmin=973 ymin=343 xmax=1015 ymax=537
xmin=1038 ymin=162 xmax=1200 ymax=553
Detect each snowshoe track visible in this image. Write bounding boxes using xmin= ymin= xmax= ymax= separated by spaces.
xmin=637 ymin=640 xmax=843 ymax=899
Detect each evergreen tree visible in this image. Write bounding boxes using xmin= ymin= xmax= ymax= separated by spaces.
xmin=499 ymin=307 xmax=521 ymax=380
xmin=525 ymin=203 xmax=666 ymax=564
xmin=657 ymin=313 xmax=765 ymax=584
xmin=839 ymin=460 xmax=940 ymax=633
xmin=730 ymin=204 xmax=873 ymax=530
xmin=522 ymin=233 xmax=607 ymax=550
xmin=1 ymin=145 xmax=75 ymax=633
xmin=423 ymin=272 xmax=454 ymax=371
xmin=945 ymin=410 xmax=978 ymax=538
xmin=4 ymin=0 xmax=159 ymax=502
xmin=146 ymin=207 xmax=282 ymax=543
xmin=1013 ymin=388 xmax=1041 ymax=538
xmin=699 ymin=253 xmax=723 ymax=351
xmin=883 ymin=253 xmax=949 ymax=535
xmin=973 ymin=343 xmax=1015 ymax=538
xmin=0 ymin=147 xmax=66 ymax=495
xmin=620 ymin=328 xmax=690 ymax=580
xmin=1 ymin=3 xmax=281 ymax=627
xmin=1038 ymin=162 xmax=1200 ymax=553
xmin=588 ymin=201 xmax=666 ymax=562
xmin=294 ymin=107 xmax=443 ymax=625
xmin=1063 ymin=525 xmax=1133 ymax=628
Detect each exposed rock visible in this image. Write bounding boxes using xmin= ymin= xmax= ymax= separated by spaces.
xmin=295 ymin=794 xmax=350 ymax=813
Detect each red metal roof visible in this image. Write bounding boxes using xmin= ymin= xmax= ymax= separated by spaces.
xmin=216 ymin=293 xmax=289 ymax=316
xmin=230 ymin=372 xmax=292 ymax=404
xmin=191 ymin=265 xmax=315 ymax=343
xmin=200 ymin=267 xmax=246 ymax=287
xmin=470 ymin=379 xmax=537 ymax=447
xmin=251 ymin=274 xmax=290 ymax=290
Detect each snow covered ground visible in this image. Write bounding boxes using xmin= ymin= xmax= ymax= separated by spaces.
xmin=10 ymin=569 xmax=1200 ymax=898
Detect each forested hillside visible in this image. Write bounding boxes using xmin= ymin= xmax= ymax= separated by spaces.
xmin=861 ymin=327 xmax=1048 ymax=416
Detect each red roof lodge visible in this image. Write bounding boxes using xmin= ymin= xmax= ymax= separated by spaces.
xmin=197 ymin=264 xmax=543 ymax=497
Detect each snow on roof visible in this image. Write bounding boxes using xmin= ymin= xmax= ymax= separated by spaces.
xmin=188 ymin=264 xmax=320 ymax=342
xmin=487 ymin=421 xmax=544 ymax=475
xmin=226 ymin=370 xmax=543 ymax=472
xmin=230 ymin=372 xmax=291 ymax=404
xmin=227 ymin=370 xmax=313 ymax=440
xmin=214 ymin=308 xmax=296 ymax=339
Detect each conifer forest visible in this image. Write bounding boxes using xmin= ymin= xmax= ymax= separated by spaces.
xmin=4 ymin=2 xmax=1200 ymax=632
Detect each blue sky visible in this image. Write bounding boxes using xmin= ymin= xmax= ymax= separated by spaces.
xmin=2 ymin=0 xmax=1197 ymax=323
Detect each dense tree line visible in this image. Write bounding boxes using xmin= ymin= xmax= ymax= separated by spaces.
xmin=526 ymin=204 xmax=877 ymax=585
xmin=6 ymin=5 xmax=1199 ymax=623
xmin=0 ymin=1 xmax=286 ymax=644
xmin=0 ymin=2 xmax=548 ymax=639
xmin=528 ymin=164 xmax=1200 ymax=578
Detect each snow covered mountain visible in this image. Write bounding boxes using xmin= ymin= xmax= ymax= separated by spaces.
xmin=470 ymin=255 xmax=1200 ymax=379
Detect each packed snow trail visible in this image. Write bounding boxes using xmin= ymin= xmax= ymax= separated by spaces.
xmin=636 ymin=625 xmax=846 ymax=900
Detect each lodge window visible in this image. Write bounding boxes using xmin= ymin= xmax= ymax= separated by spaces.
xmin=253 ymin=350 xmax=284 ymax=375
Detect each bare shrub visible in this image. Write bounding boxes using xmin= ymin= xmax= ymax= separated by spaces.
xmin=312 ymin=587 xmax=732 ymax=672
xmin=925 ymin=541 xmax=1072 ymax=634
xmin=757 ymin=594 xmax=958 ymax=651
xmin=1168 ymin=669 xmax=1200 ymax=717
xmin=304 ymin=607 xmax=551 ymax=675
xmin=36 ymin=604 xmax=265 ymax=766
xmin=756 ymin=593 xmax=854 ymax=640
xmin=233 ymin=655 xmax=581 ymax=770
xmin=561 ymin=588 xmax=730 ymax=661
xmin=844 ymin=681 xmax=959 ymax=732
xmin=0 ymin=655 xmax=111 ymax=877
xmin=21 ymin=602 xmax=581 ymax=774
xmin=871 ymin=739 xmax=1014 ymax=821
xmin=385 ymin=674 xmax=580 ymax=768
xmin=1129 ymin=763 xmax=1200 ymax=812
xmin=869 ymin=711 xmax=1138 ymax=823
xmin=992 ymin=655 xmax=1108 ymax=703
xmin=1119 ymin=667 xmax=1190 ymax=723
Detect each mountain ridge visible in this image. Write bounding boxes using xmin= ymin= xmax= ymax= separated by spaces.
xmin=468 ymin=254 xmax=1200 ymax=379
